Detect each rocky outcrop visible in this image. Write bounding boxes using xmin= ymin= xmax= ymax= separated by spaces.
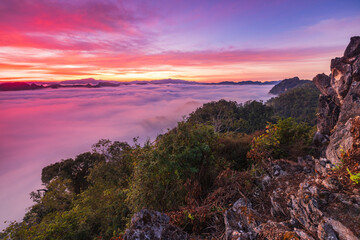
xmin=316 ymin=95 xmax=340 ymax=136
xmin=224 ymin=158 xmax=360 ymax=240
xmin=123 ymin=209 xmax=188 ymax=240
xmin=314 ymin=36 xmax=360 ymax=165
xmin=224 ymin=198 xmax=260 ymax=240
xmin=123 ymin=158 xmax=359 ymax=240
xmin=325 ymin=119 xmax=353 ymax=164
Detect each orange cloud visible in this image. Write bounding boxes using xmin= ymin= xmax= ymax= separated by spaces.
xmin=0 ymin=45 xmax=341 ymax=82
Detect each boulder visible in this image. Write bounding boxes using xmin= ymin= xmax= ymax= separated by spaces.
xmin=224 ymin=198 xmax=259 ymax=240
xmin=317 ymin=222 xmax=339 ymax=240
xmin=343 ymin=36 xmax=360 ymax=63
xmin=317 ymin=95 xmax=340 ymax=135
xmin=353 ymin=57 xmax=360 ymax=82
xmin=338 ymin=82 xmax=360 ymax=124
xmin=325 ymin=218 xmax=359 ymax=240
xmin=330 ymin=58 xmax=352 ymax=101
xmin=325 ymin=118 xmax=353 ymax=165
xmin=313 ymin=73 xmax=335 ymax=97
xmin=123 ymin=209 xmax=188 ymax=240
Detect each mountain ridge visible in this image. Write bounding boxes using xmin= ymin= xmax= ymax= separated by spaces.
xmin=268 ymin=76 xmax=311 ymax=95
xmin=0 ymin=78 xmax=280 ymax=91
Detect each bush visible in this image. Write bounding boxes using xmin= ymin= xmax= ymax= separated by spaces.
xmin=127 ymin=122 xmax=224 ymax=212
xmin=247 ymin=118 xmax=313 ymax=164
xmin=217 ymin=133 xmax=253 ymax=170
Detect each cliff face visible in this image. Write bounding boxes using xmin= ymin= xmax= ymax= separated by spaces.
xmin=314 ymin=36 xmax=360 ymax=165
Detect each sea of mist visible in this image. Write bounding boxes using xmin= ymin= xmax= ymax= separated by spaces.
xmin=0 ymin=83 xmax=274 ymax=230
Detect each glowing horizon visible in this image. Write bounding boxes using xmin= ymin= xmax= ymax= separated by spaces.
xmin=0 ymin=0 xmax=359 ymax=82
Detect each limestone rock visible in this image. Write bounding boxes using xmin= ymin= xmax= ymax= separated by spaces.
xmin=338 ymin=82 xmax=360 ymax=124
xmin=353 ymin=57 xmax=360 ymax=82
xmin=314 ymin=36 xmax=360 ymax=164
xmin=344 ymin=36 xmax=360 ymax=63
xmin=317 ymin=95 xmax=340 ymax=135
xmin=325 ymin=118 xmax=353 ymax=165
xmin=123 ymin=209 xmax=188 ymax=240
xmin=313 ymin=73 xmax=335 ymax=97
xmin=294 ymin=228 xmax=316 ymax=240
xmin=330 ymin=58 xmax=352 ymax=101
xmin=224 ymin=198 xmax=259 ymax=240
xmin=317 ymin=222 xmax=339 ymax=240
xmin=325 ymin=218 xmax=359 ymax=240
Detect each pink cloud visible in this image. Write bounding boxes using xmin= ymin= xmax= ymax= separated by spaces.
xmin=0 ymin=0 xmax=157 ymax=51
xmin=0 ymin=0 xmax=141 ymax=33
xmin=0 ymin=45 xmax=341 ymax=82
xmin=2 ymin=46 xmax=340 ymax=68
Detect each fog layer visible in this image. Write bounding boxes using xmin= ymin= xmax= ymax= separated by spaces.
xmin=0 ymin=84 xmax=273 ymax=230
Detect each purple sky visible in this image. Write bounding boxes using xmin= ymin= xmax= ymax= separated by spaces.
xmin=0 ymin=0 xmax=359 ymax=82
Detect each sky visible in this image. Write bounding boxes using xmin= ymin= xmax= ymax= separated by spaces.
xmin=0 ymin=84 xmax=273 ymax=230
xmin=0 ymin=0 xmax=359 ymax=82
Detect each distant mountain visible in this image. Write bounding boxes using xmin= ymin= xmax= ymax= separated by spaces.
xmin=0 ymin=81 xmax=119 ymax=91
xmin=0 ymin=78 xmax=278 ymax=91
xmin=59 ymin=78 xmax=119 ymax=85
xmin=215 ymin=80 xmax=279 ymax=85
xmin=129 ymin=79 xmax=198 ymax=84
xmin=0 ymin=82 xmax=44 ymax=91
xmin=268 ymin=77 xmax=311 ymax=95
xmin=267 ymin=82 xmax=320 ymax=125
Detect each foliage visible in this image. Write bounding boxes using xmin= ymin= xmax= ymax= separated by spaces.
xmin=347 ymin=168 xmax=360 ymax=184
xmin=266 ymin=83 xmax=320 ymax=125
xmin=217 ymin=133 xmax=254 ymax=170
xmin=1 ymin=140 xmax=134 ymax=240
xmin=247 ymin=118 xmax=313 ymax=163
xmin=41 ymin=152 xmax=105 ymax=194
xmin=127 ymin=122 xmax=224 ymax=212
xmin=187 ymin=99 xmax=273 ymax=134
xmin=168 ymin=168 xmax=256 ymax=237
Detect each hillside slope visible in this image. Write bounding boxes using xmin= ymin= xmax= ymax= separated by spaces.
xmin=269 ymin=77 xmax=311 ymax=95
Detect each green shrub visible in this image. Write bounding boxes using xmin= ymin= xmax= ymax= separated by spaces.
xmin=127 ymin=122 xmax=224 ymax=212
xmin=217 ymin=133 xmax=253 ymax=170
xmin=247 ymin=118 xmax=313 ymax=163
xmin=347 ymin=168 xmax=360 ymax=184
